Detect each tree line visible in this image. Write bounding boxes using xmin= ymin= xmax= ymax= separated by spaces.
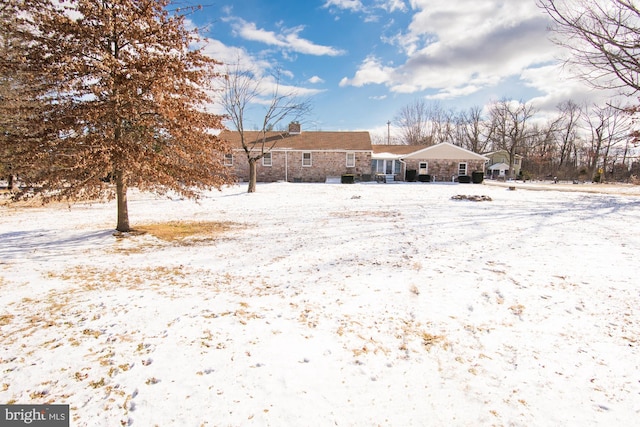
xmin=385 ymin=97 xmax=637 ymax=182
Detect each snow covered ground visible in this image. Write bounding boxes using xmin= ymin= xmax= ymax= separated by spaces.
xmin=1 ymin=182 xmax=639 ymax=426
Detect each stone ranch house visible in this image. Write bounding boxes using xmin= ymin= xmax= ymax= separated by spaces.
xmin=219 ymin=127 xmax=372 ymax=183
xmin=371 ymin=143 xmax=489 ymax=182
xmin=219 ymin=125 xmax=488 ymax=183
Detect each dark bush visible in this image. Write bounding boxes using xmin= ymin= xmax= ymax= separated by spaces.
xmin=406 ymin=169 xmax=417 ymax=182
xmin=341 ymin=174 xmax=355 ymax=184
xmin=417 ymin=174 xmax=431 ymax=182
xmin=458 ymin=175 xmax=472 ymax=183
xmin=471 ymin=171 xmax=484 ymax=184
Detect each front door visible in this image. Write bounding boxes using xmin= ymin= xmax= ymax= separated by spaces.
xmin=418 ymin=162 xmax=428 ymax=175
xmin=385 ymin=160 xmax=393 ymax=175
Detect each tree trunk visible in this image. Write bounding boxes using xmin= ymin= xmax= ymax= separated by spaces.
xmin=248 ymin=158 xmax=257 ymax=193
xmin=115 ymin=169 xmax=130 ymax=232
xmin=7 ymin=174 xmax=16 ymax=192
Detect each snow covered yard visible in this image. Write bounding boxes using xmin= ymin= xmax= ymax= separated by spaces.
xmin=1 ymin=182 xmax=639 ymax=426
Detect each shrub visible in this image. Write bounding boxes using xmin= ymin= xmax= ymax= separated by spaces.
xmin=341 ymin=174 xmax=355 ymax=184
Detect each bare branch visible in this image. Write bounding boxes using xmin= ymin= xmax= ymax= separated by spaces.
xmin=539 ymin=0 xmax=640 ymax=94
xmin=218 ymin=59 xmax=312 ymax=192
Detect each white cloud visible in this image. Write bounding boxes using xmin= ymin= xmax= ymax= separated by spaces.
xmin=199 ymin=38 xmax=324 ymax=118
xmin=341 ymin=0 xmax=560 ymax=100
xmin=380 ymin=0 xmax=407 ymax=13
xmin=426 ymin=85 xmax=482 ymax=100
xmin=324 ymin=0 xmax=407 ymax=13
xmin=339 ymin=55 xmax=395 ymax=87
xmin=226 ymin=17 xmax=346 ymax=57
xmin=200 ymin=39 xmax=270 ymax=73
xmin=308 ymin=76 xmax=325 ymax=84
xmin=324 ymin=0 xmax=407 ymax=24
xmin=323 ymin=0 xmax=364 ymax=12
xmin=521 ymin=64 xmax=622 ymax=115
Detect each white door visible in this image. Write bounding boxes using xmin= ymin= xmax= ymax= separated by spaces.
xmin=418 ymin=162 xmax=428 ymax=175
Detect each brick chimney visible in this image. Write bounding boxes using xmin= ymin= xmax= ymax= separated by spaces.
xmin=288 ymin=122 xmax=301 ymax=134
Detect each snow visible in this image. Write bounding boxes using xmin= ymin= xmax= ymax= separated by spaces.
xmin=1 ymin=181 xmax=639 ymax=426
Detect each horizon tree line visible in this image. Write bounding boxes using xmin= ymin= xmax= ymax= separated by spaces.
xmin=380 ymin=97 xmax=637 ymax=182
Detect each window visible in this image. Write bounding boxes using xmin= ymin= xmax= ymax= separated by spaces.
xmin=458 ymin=162 xmax=467 ymax=176
xmin=302 ymin=152 xmax=312 ymax=167
xmin=224 ymin=154 xmax=233 ymax=166
xmin=372 ymin=159 xmax=399 ymax=174
xmin=346 ymin=152 xmax=356 ymax=167
xmin=262 ymin=152 xmax=272 ymax=167
xmin=419 ymin=162 xmax=428 ymax=174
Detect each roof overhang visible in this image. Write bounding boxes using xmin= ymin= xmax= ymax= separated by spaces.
xmin=371 ymin=152 xmax=402 ymax=160
xmin=488 ymin=162 xmax=510 ymax=171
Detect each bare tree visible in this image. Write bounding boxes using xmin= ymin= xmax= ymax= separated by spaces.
xmin=455 ymin=105 xmax=492 ymax=153
xmin=525 ymin=121 xmax=560 ymax=178
xmin=394 ymin=100 xmax=453 ymax=145
xmin=219 ymin=61 xmax=311 ymax=193
xmin=583 ymin=101 xmax=631 ymax=181
xmin=487 ymin=99 xmax=537 ymax=178
xmin=395 ymin=99 xmax=429 ymax=145
xmin=555 ymin=100 xmax=583 ymax=171
xmin=539 ymin=0 xmax=640 ymax=94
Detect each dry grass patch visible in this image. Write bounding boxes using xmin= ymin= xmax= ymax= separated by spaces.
xmin=0 ymin=314 xmax=14 ymax=326
xmin=47 ymin=264 xmax=203 ymax=291
xmin=132 ymin=221 xmax=241 ymax=243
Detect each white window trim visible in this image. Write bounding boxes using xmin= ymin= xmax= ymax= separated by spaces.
xmin=419 ymin=162 xmax=428 ymax=173
xmin=458 ymin=162 xmax=468 ymax=176
xmin=346 ymin=152 xmax=356 ymax=167
xmin=262 ymin=152 xmax=272 ymax=167
xmin=224 ymin=154 xmax=233 ymax=166
xmin=302 ymin=152 xmax=312 ymax=167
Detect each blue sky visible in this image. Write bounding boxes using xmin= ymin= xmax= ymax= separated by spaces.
xmin=180 ymin=0 xmax=606 ymax=139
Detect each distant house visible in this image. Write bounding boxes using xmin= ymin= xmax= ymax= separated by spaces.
xmin=219 ymin=123 xmax=372 ymax=183
xmin=372 ymin=143 xmax=489 ymax=182
xmin=484 ymin=150 xmax=523 ymax=179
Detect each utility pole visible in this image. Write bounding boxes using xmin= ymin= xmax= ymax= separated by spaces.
xmin=387 ymin=121 xmax=391 ymax=145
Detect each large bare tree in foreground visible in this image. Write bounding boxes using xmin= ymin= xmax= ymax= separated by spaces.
xmin=3 ymin=0 xmax=232 ymax=231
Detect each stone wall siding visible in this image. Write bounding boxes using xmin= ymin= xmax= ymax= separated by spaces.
xmin=403 ymin=159 xmax=486 ymax=181
xmin=229 ymin=150 xmax=372 ymax=183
